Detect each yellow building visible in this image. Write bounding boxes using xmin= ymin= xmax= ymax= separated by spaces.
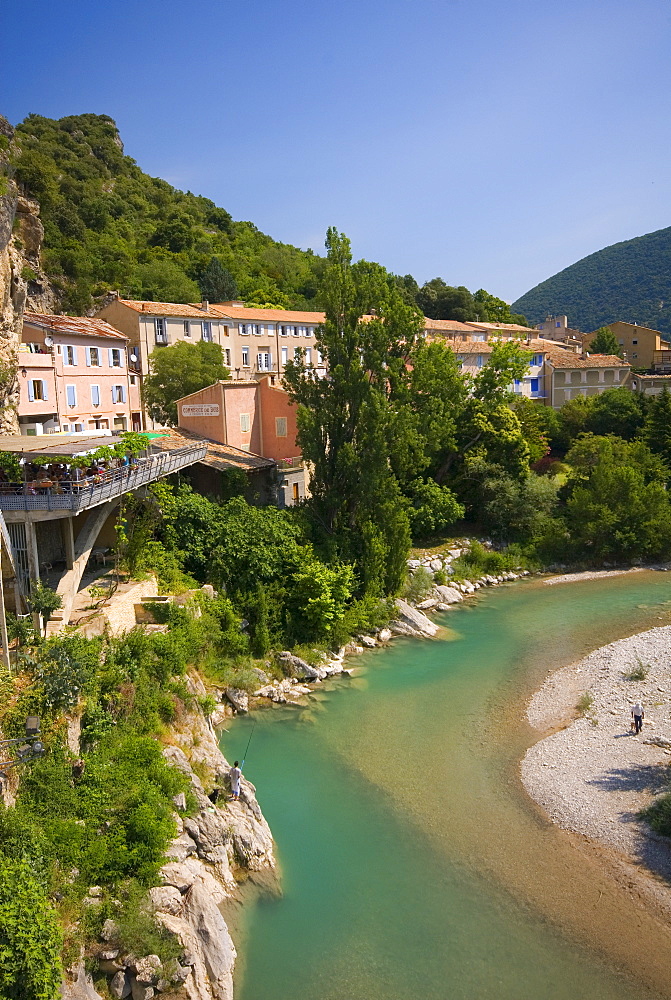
xmin=582 ymin=321 xmax=670 ymax=369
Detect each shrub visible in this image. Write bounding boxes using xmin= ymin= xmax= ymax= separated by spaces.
xmin=642 ymin=794 xmax=671 ymax=837
xmin=402 ymin=566 xmax=434 ymax=603
xmin=625 ymin=659 xmax=649 ymax=682
xmin=576 ymin=692 xmax=594 ymax=716
xmin=0 ymin=854 xmax=63 ymax=1000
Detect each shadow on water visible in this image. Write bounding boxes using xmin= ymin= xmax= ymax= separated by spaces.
xmin=225 ymin=573 xmax=671 ymax=1000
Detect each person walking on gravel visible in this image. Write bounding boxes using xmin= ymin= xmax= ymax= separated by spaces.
xmin=631 ymin=701 xmax=644 ymax=734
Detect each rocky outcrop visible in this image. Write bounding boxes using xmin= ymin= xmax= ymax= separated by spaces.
xmin=0 ymin=116 xmax=53 ymax=435
xmin=390 ymin=598 xmax=440 ymax=638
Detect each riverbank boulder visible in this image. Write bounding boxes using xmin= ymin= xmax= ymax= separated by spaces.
xmin=434 ymin=585 xmax=463 ymax=604
xmin=392 ymin=599 xmax=440 ymax=637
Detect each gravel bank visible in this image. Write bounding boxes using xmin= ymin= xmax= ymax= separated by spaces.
xmin=544 ymin=568 xmax=646 ymax=586
xmin=522 ymin=626 xmax=671 ymax=891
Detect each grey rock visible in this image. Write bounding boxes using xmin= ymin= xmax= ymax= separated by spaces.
xmin=100 ymin=948 xmax=120 ymax=960
xmin=378 ymin=628 xmax=392 ymax=642
xmin=430 ymin=559 xmax=443 ymax=571
xmin=277 ymin=651 xmax=326 ymax=680
xmin=407 ymin=558 xmax=421 ymax=569
xmin=149 ymin=885 xmax=183 ymax=916
xmin=130 ymin=983 xmax=154 ymax=1000
xmin=394 ymin=599 xmax=439 ymax=637
xmin=62 ymin=964 xmax=105 ymax=1000
xmin=224 ymin=687 xmax=249 ymax=713
xmin=251 ymin=666 xmax=269 ymax=683
xmin=110 ymin=970 xmax=132 ymax=999
xmin=135 ymin=954 xmax=161 ymax=985
xmin=417 ymin=598 xmax=439 ymax=610
xmin=183 ymin=882 xmax=236 ymax=985
xmin=100 ymin=918 xmax=120 ymax=943
xmin=164 ymin=832 xmax=197 ymax=862
xmin=358 ymin=635 xmax=377 ymax=648
xmin=172 ymin=792 xmax=187 ymax=811
xmin=434 ymin=585 xmax=463 ymax=604
xmin=98 ymin=958 xmax=123 ymax=974
xmin=436 ymin=603 xmax=454 ymax=611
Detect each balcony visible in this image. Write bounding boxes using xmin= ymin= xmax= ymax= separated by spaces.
xmin=277 ymin=456 xmax=304 ymax=471
xmin=0 ymin=445 xmax=206 ymax=514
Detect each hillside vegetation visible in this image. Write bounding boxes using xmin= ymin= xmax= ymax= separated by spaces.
xmin=512 ymin=225 xmax=671 ymax=335
xmin=11 ymin=113 xmax=526 ymax=324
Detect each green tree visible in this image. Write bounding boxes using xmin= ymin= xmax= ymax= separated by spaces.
xmin=26 ymin=583 xmax=62 ymax=637
xmin=588 ymin=327 xmax=623 ymax=357
xmin=198 ymin=257 xmax=239 ymax=302
xmin=477 ymin=465 xmax=559 ymax=541
xmin=132 ymin=258 xmax=200 ymax=303
xmin=473 ymin=289 xmax=528 ymax=326
xmin=0 ymin=855 xmax=63 ymax=1000
xmin=144 ymin=341 xmax=228 ymax=425
xmin=585 ymin=387 xmax=647 ymax=440
xmin=406 ymin=479 xmax=465 ymax=539
xmin=283 ymin=228 xmax=425 ymax=595
xmin=416 ymin=278 xmax=476 ymax=321
xmin=643 ymin=386 xmax=671 ymax=465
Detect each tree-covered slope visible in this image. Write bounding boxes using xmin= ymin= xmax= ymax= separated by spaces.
xmin=12 ymin=113 xmax=328 ymax=313
xmin=512 ymin=226 xmax=671 ymax=334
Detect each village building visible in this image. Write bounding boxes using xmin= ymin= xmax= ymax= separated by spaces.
xmin=19 ymin=313 xmax=142 ymax=435
xmin=543 ymin=350 xmax=630 ymax=408
xmin=536 ymin=315 xmax=584 ymax=349
xmin=581 ymin=321 xmax=670 ymax=370
xmin=174 ymin=377 xmax=306 ymax=506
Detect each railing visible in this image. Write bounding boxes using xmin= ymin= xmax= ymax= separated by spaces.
xmin=0 ymin=445 xmax=206 ymax=512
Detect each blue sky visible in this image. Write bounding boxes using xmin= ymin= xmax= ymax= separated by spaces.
xmin=3 ymin=0 xmax=671 ymax=302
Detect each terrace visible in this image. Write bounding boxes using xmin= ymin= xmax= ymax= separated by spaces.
xmin=0 ymin=436 xmax=206 ymax=515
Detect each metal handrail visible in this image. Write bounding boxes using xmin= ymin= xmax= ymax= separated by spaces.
xmin=0 ymin=445 xmax=206 ymax=512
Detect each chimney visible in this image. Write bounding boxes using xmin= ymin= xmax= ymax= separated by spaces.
xmin=201 ymin=299 xmax=209 ymax=312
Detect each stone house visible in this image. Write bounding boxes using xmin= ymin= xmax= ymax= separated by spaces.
xmin=582 ymin=321 xmax=670 ymax=370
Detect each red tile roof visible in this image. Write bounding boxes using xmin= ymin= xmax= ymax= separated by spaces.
xmin=116 ymin=299 xmax=220 ymax=319
xmin=23 ymin=313 xmax=128 ymax=341
xmin=208 ymin=304 xmax=325 ymax=324
xmin=546 ymin=352 xmax=629 ymax=369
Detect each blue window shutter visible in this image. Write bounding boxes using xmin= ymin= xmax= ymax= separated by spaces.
xmin=67 ymin=385 xmax=76 ymax=406
xmin=85 ymin=347 xmax=91 ymax=366
xmin=121 ymin=386 xmax=127 ymax=403
xmin=111 ymin=386 xmax=117 ymax=404
xmin=71 ymin=346 xmax=78 ymax=366
xmin=91 ymin=385 xmax=99 ymax=406
xmin=41 ymin=381 xmax=48 ymax=401
xmin=108 ymin=348 xmax=114 ymax=367
xmin=27 ymin=381 xmax=34 ymax=402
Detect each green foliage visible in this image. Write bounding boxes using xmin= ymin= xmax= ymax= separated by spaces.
xmin=642 ymin=790 xmax=671 ymax=837
xmin=406 ymin=479 xmax=465 ymax=539
xmin=588 ymin=327 xmax=623 ymax=356
xmin=576 ymin=692 xmax=594 ymax=715
xmin=450 ymin=540 xmax=529 ymax=580
xmin=0 ymin=854 xmax=62 ymax=1000
xmin=476 ymin=466 xmax=560 ymax=541
xmin=512 ymin=225 xmax=671 ymax=335
xmin=402 ymin=566 xmax=434 ymax=603
xmin=198 ymin=256 xmax=238 ymax=302
xmin=144 ymin=340 xmax=228 ymax=425
xmin=585 ymin=387 xmax=647 ymax=440
xmin=32 ymin=635 xmax=101 ymax=711
xmin=625 ymin=659 xmax=649 ymax=682
xmin=643 ymin=386 xmax=671 ymax=466
xmin=26 ymin=584 xmax=62 ymax=634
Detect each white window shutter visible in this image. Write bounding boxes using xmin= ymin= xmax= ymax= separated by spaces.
xmin=111 ymin=386 xmax=117 ymax=404
xmin=41 ymin=380 xmax=48 ymax=401
xmin=121 ymin=386 xmax=127 ymax=403
xmin=119 ymin=349 xmax=125 ymax=368
xmin=72 ymin=346 xmax=78 ymax=366
xmin=108 ymin=348 xmax=114 ymax=367
xmin=27 ymin=381 xmax=34 ymax=402
xmin=85 ymin=347 xmax=91 ymax=366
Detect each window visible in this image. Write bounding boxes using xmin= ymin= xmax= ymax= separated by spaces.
xmin=279 ymin=325 xmax=288 ymax=337
xmin=111 ymin=385 xmax=127 ymax=404
xmin=66 ymin=385 xmax=77 ymax=407
xmin=183 ymin=321 xmax=191 ymax=338
xmin=290 ymin=326 xmax=298 ymax=337
xmin=257 ymin=352 xmax=272 ymax=371
xmin=307 ymin=327 xmax=314 ymax=338
xmin=28 ymin=380 xmax=48 ymax=401
xmin=224 ymin=349 xmax=231 ymax=367
xmin=239 ymin=323 xmax=250 ymax=336
xmin=305 ymin=348 xmax=312 ymax=364
xmin=74 ymin=423 xmax=84 ymax=432
xmin=556 ymin=321 xmax=561 ymax=328
xmin=240 ymin=413 xmax=251 ymax=433
xmin=276 ymin=417 xmax=287 ymax=437
xmin=109 ymin=348 xmax=123 ymax=367
xmin=281 ymin=346 xmax=288 ymax=365
xmin=202 ymin=321 xmax=213 ymax=342
xmin=64 ymin=345 xmax=77 ymax=366
xmin=130 ymin=374 xmax=138 ymax=386
xmin=476 ymin=355 xmax=483 ymax=368
xmin=632 ymin=353 xmax=638 ymax=359
xmin=251 ymin=324 xmax=260 ymax=336
xmin=317 ymin=349 xmax=323 ymax=365
xmin=86 ymin=347 xmax=101 ymax=367
xmin=91 ymin=385 xmax=100 ymax=407
xmin=292 ymin=483 xmax=299 ymax=502
xmin=61 ymin=424 xmax=69 ymax=432
xmin=530 ymin=378 xmax=539 ymax=393
xmin=531 ymin=354 xmax=543 ymax=366
xmin=154 ymin=318 xmax=167 ymax=344
xmin=632 ymin=339 xmax=638 ymax=345
xmin=241 ymin=347 xmax=250 ymax=367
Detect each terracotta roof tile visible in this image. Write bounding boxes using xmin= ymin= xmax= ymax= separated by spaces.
xmin=546 ymin=352 xmax=629 ymax=370
xmin=157 ymin=427 xmax=275 ymax=471
xmin=23 ymin=313 xmax=128 ymax=341
xmin=117 ymin=299 xmax=219 ymax=318
xmin=208 ymin=304 xmax=325 ymax=324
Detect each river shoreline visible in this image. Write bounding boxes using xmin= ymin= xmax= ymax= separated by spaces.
xmin=522 ymin=624 xmax=671 ymax=918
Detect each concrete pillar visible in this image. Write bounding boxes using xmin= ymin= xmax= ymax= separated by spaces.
xmin=62 ymin=517 xmax=75 ymax=570
xmin=24 ymin=521 xmax=40 ymax=588
xmin=24 ymin=520 xmax=41 ymax=631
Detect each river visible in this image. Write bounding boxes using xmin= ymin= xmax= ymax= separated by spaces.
xmin=223 ymin=572 xmax=671 ymax=1000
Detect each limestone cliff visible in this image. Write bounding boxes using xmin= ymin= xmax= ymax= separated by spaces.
xmin=0 ymin=114 xmax=53 ymax=435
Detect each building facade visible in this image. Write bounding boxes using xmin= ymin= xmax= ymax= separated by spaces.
xmin=582 ymin=321 xmax=670 ymax=369
xmin=544 ymin=351 xmax=630 ymax=408
xmin=19 ymin=313 xmax=141 ymax=435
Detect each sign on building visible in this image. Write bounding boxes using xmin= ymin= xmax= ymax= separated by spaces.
xmin=181 ymin=404 xmax=220 ymax=417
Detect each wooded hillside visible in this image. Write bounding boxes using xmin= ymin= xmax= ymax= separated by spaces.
xmin=512 ymin=226 xmax=671 ymax=334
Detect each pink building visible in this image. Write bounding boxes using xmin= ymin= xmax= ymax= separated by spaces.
xmin=176 ymin=376 xmax=305 ymax=505
xmin=19 ymin=313 xmax=142 ymax=435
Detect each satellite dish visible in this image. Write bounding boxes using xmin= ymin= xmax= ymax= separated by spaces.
xmin=44 ymin=336 xmax=54 ymax=348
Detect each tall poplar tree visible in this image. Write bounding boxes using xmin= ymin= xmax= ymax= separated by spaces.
xmin=283 ymin=229 xmax=426 ymax=595
xmin=644 ymin=385 xmax=671 ymax=466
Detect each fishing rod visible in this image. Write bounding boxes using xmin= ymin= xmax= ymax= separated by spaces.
xmin=241 ymin=718 xmax=257 ymax=768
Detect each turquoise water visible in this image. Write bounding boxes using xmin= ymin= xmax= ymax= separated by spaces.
xmin=225 ymin=574 xmax=671 ymax=1000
